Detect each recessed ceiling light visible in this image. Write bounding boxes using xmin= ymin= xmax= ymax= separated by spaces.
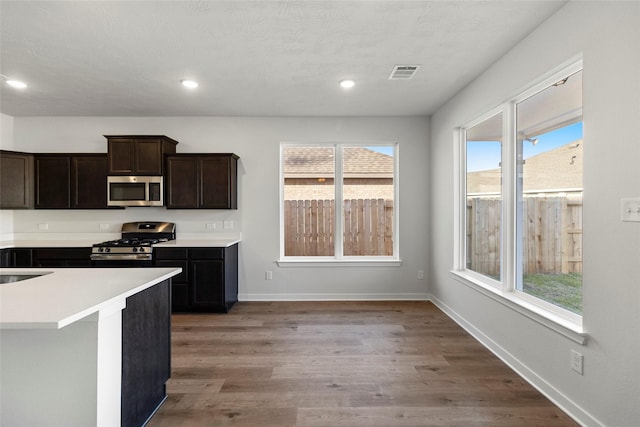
xmin=339 ymin=80 xmax=355 ymax=89
xmin=181 ymin=79 xmax=198 ymax=89
xmin=6 ymin=80 xmax=27 ymax=89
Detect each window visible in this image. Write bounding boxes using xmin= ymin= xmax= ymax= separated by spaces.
xmin=456 ymin=61 xmax=583 ymax=326
xmin=465 ymin=112 xmax=503 ymax=283
xmin=515 ymin=73 xmax=583 ymax=314
xmin=280 ymin=143 xmax=398 ymax=263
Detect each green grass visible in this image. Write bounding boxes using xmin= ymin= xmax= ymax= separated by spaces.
xmin=523 ymin=273 xmax=582 ymax=314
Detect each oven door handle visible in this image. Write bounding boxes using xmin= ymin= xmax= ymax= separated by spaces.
xmin=90 ymin=254 xmax=153 ymax=261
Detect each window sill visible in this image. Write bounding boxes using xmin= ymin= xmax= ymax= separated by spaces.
xmin=277 ymin=258 xmax=402 ymax=267
xmin=450 ymin=270 xmax=587 ymax=345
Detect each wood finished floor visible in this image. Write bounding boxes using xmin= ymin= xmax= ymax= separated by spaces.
xmin=147 ymin=301 xmax=578 ymax=427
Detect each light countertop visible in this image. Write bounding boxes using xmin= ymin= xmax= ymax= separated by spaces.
xmin=0 ymin=238 xmax=240 ymax=249
xmin=0 ymin=267 xmax=181 ymax=330
xmin=155 ymin=239 xmax=240 ymax=248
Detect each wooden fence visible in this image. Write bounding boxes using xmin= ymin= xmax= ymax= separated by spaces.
xmin=284 ymin=199 xmax=393 ymax=256
xmin=467 ymin=194 xmax=583 ymax=276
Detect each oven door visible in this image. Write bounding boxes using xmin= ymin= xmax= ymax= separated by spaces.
xmin=91 ymin=253 xmax=153 ymax=267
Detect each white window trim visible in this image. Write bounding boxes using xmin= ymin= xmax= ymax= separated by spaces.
xmin=278 ymin=142 xmax=401 ymax=266
xmin=452 ymin=57 xmax=587 ymax=344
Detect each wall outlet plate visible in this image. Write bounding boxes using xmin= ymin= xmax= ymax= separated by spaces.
xmin=621 ymin=198 xmax=640 ymax=222
xmin=570 ymin=350 xmax=583 ymax=375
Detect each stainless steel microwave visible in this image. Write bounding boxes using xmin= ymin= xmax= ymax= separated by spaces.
xmin=107 ymin=176 xmax=163 ymax=207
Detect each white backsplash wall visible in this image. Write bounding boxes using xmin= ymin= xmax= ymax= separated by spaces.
xmin=11 ymin=208 xmax=241 ymax=239
xmin=0 ymin=210 xmax=14 ymax=240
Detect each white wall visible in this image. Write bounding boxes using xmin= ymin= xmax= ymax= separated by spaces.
xmin=429 ymin=2 xmax=639 ymax=426
xmin=0 ymin=113 xmax=16 ymax=238
xmin=9 ymin=116 xmax=430 ymax=300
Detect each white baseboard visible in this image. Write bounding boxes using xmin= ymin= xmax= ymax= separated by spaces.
xmin=429 ymin=295 xmax=602 ymax=427
xmin=238 ymin=292 xmax=429 ymax=301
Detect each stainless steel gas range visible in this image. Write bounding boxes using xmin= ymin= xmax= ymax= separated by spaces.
xmin=91 ymin=222 xmax=176 ymax=265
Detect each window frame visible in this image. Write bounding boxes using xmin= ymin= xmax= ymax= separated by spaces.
xmin=278 ymin=142 xmax=401 ymax=267
xmin=452 ymin=58 xmax=586 ymax=343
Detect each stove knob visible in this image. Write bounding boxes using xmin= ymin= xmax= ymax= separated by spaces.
xmin=132 ymin=247 xmax=138 ymax=252
xmin=98 ymin=247 xmax=104 ymax=252
xmin=105 ymin=248 xmax=111 ymax=253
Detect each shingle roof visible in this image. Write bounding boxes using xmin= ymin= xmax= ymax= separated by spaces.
xmin=284 ymin=146 xmax=393 ymax=178
xmin=467 ymin=140 xmax=583 ymax=194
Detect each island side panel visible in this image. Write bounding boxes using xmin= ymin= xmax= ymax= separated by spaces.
xmin=0 ymin=306 xmax=123 ymax=427
xmin=121 ymin=279 xmax=171 ymax=427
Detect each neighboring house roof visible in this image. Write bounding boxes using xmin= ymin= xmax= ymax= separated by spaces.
xmin=467 ymin=139 xmax=583 ymax=194
xmin=284 ymin=146 xmax=393 ymax=178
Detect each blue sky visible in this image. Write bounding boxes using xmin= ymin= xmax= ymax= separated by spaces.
xmin=467 ymin=122 xmax=583 ymax=172
xmin=366 ymin=146 xmax=394 ymax=156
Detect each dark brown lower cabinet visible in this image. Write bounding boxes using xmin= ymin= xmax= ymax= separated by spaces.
xmin=0 ymin=249 xmax=10 ymax=267
xmin=1 ymin=248 xmax=92 ymax=268
xmin=121 ymin=279 xmax=171 ymax=427
xmin=2 ymin=248 xmax=33 ymax=267
xmin=155 ymin=244 xmax=238 ymax=313
xmin=31 ymin=248 xmax=92 ymax=267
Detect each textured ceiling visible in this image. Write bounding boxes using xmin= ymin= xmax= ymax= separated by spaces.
xmin=0 ymin=1 xmax=567 ymax=117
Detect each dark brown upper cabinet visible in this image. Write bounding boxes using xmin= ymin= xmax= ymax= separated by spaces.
xmin=72 ymin=155 xmax=110 ymax=208
xmin=0 ymin=150 xmax=34 ymax=209
xmin=165 ymin=154 xmax=238 ymax=209
xmin=35 ymin=155 xmax=70 ymax=209
xmin=106 ymin=135 xmax=178 ymax=175
xmin=35 ymin=154 xmax=112 ymax=209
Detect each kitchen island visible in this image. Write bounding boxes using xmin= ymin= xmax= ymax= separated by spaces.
xmin=0 ymin=267 xmax=181 ymax=427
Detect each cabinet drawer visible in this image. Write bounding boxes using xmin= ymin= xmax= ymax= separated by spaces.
xmin=189 ymin=248 xmax=224 ymax=260
xmin=32 ymin=248 xmax=91 ymax=260
xmin=154 ymin=248 xmax=188 ymax=260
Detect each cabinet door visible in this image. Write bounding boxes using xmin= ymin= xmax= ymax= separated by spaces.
xmin=107 ymin=138 xmax=136 ymax=175
xmin=155 ymin=259 xmax=189 ymax=311
xmin=165 ymin=157 xmax=198 ymax=208
xmin=0 ymin=249 xmax=10 ymax=267
xmin=121 ymin=280 xmax=171 ymax=427
xmin=71 ymin=156 xmax=109 ymax=209
xmin=35 ymin=156 xmax=70 ymax=208
xmin=190 ymin=260 xmax=225 ymax=309
xmin=135 ymin=139 xmax=163 ymax=175
xmin=10 ymin=248 xmax=32 ymax=267
xmin=0 ymin=151 xmax=34 ymax=209
xmin=200 ymin=157 xmax=234 ymax=209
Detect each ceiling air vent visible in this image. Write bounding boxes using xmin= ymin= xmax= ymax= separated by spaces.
xmin=388 ymin=65 xmax=420 ymax=80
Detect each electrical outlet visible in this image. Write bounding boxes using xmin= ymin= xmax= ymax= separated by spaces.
xmin=417 ymin=270 xmax=424 ymax=280
xmin=38 ymin=223 xmax=48 ymax=230
xmin=99 ymin=223 xmax=110 ymax=231
xmin=206 ymin=223 xmax=216 ymax=230
xmin=621 ymin=198 xmax=640 ymax=222
xmin=570 ymin=350 xmax=583 ymax=375
xmin=265 ymin=270 xmax=273 ymax=280
xmin=223 ymin=220 xmax=233 ymax=230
